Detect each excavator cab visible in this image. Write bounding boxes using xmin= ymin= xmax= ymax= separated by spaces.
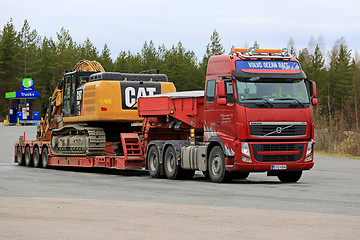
xmin=62 ymin=71 xmax=94 ymax=117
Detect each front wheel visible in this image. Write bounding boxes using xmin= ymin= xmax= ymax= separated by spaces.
xmin=277 ymin=171 xmax=302 ymax=183
xmin=17 ymin=145 xmax=24 ymax=166
xmin=208 ymin=146 xmax=230 ymax=183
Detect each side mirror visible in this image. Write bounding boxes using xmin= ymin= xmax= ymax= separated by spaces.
xmin=311 ymin=98 xmax=318 ymax=106
xmin=218 ymin=98 xmax=227 ymax=105
xmin=310 ymin=81 xmax=317 ymax=98
xmin=217 ymin=81 xmax=225 ymax=97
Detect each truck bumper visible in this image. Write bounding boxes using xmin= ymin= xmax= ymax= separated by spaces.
xmin=226 ymin=160 xmax=314 ymax=171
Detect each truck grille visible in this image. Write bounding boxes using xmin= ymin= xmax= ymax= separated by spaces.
xmin=250 ymin=122 xmax=307 ymax=137
xmin=252 ymin=143 xmax=304 ymax=162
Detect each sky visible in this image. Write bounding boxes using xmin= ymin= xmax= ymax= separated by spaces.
xmin=1 ymin=0 xmax=359 ymax=62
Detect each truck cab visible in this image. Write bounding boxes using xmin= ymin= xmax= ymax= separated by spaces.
xmin=204 ymin=48 xmax=317 ymax=182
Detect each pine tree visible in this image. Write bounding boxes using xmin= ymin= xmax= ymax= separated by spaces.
xmin=201 ymin=29 xmax=225 ymax=77
xmin=56 ymin=28 xmax=76 ymax=73
xmin=17 ymin=19 xmax=40 ymax=78
xmin=99 ymin=43 xmax=114 ymax=72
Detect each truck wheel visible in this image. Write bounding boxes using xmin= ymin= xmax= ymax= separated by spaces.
xmin=147 ymin=145 xmax=162 ymax=178
xmin=33 ymin=147 xmax=41 ymax=168
xmin=164 ymin=146 xmax=181 ymax=179
xmin=42 ymin=147 xmax=48 ymax=168
xmin=208 ymin=146 xmax=230 ymax=183
xmin=24 ymin=146 xmax=33 ymax=167
xmin=17 ymin=145 xmax=24 ymax=166
xmin=277 ymin=171 xmax=302 ymax=183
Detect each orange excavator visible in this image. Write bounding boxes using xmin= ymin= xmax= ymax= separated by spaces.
xmin=36 ymin=59 xmax=176 ymax=156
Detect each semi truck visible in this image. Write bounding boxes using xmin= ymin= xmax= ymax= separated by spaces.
xmin=14 ymin=48 xmax=317 ymax=183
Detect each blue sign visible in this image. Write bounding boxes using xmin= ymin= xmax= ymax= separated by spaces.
xmin=236 ymin=61 xmax=301 ymax=71
xmin=5 ymin=91 xmax=40 ymax=99
xmin=22 ymin=78 xmax=34 ymax=92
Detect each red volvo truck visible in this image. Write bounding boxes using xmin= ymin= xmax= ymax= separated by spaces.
xmin=138 ymin=48 xmax=317 ymax=183
xmin=14 ymin=48 xmax=317 ymax=183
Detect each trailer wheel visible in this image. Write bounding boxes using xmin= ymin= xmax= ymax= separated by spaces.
xmin=16 ymin=145 xmax=24 ymax=166
xmin=42 ymin=147 xmax=48 ymax=168
xmin=164 ymin=146 xmax=180 ymax=179
xmin=277 ymin=171 xmax=302 ymax=183
xmin=208 ymin=146 xmax=230 ymax=183
xmin=147 ymin=145 xmax=162 ymax=178
xmin=24 ymin=146 xmax=33 ymax=167
xmin=33 ymin=147 xmax=41 ymax=168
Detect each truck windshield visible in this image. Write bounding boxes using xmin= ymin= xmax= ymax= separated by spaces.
xmin=236 ymin=78 xmax=310 ymax=104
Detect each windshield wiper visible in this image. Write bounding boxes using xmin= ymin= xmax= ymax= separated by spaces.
xmin=274 ymin=98 xmax=305 ymax=107
xmin=241 ymin=98 xmax=274 ymax=107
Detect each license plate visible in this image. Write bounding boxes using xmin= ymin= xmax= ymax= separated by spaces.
xmin=271 ymin=165 xmax=287 ymax=170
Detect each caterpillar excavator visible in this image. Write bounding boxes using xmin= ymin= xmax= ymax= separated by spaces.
xmin=36 ymin=59 xmax=176 ymax=156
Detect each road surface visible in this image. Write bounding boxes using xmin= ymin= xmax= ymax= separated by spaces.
xmin=0 ymin=125 xmax=359 ymax=239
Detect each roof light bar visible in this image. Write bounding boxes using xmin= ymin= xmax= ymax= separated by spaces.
xmin=231 ymin=47 xmax=292 ymax=58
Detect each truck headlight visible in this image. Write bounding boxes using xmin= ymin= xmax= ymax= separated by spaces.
xmin=241 ymin=142 xmax=251 ymax=157
xmin=306 ymin=141 xmax=313 ymax=156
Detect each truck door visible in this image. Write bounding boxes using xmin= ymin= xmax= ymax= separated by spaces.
xmin=204 ymin=79 xmax=236 ymax=156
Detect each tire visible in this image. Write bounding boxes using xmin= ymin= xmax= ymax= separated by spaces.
xmin=208 ymin=146 xmax=230 ymax=183
xmin=42 ymin=147 xmax=48 ymax=168
xmin=277 ymin=171 xmax=302 ymax=183
xmin=17 ymin=145 xmax=24 ymax=166
xmin=232 ymin=172 xmax=250 ymax=180
xmin=147 ymin=145 xmax=162 ymax=178
xmin=164 ymin=146 xmax=181 ymax=179
xmin=24 ymin=146 xmax=33 ymax=167
xmin=33 ymin=147 xmax=41 ymax=168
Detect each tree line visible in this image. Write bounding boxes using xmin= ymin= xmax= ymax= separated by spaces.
xmin=1 ymin=19 xmax=359 ymax=154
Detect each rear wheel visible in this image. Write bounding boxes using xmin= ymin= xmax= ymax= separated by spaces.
xmin=164 ymin=146 xmax=181 ymax=179
xmin=277 ymin=171 xmax=302 ymax=183
xmin=16 ymin=145 xmax=24 ymax=166
xmin=147 ymin=146 xmax=162 ymax=178
xmin=42 ymin=147 xmax=48 ymax=168
xmin=24 ymin=146 xmax=33 ymax=167
xmin=33 ymin=147 xmax=41 ymax=168
xmin=208 ymin=146 xmax=230 ymax=183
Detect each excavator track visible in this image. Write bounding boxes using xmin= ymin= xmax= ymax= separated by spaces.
xmin=50 ymin=125 xmax=106 ymax=156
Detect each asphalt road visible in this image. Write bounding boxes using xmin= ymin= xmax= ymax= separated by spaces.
xmin=0 ymin=125 xmax=359 ymax=239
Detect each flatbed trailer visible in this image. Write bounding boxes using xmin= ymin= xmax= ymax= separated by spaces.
xmin=15 ymin=133 xmax=145 ymax=170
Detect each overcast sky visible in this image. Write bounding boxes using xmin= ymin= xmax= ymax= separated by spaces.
xmin=1 ymin=0 xmax=359 ymax=62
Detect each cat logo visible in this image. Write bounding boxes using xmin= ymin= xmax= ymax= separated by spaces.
xmin=121 ymin=82 xmax=160 ymax=109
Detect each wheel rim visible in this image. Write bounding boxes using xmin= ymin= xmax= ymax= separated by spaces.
xmin=211 ymin=155 xmax=221 ymax=176
xmin=17 ymin=147 xmax=22 ymax=165
xmin=149 ymin=152 xmax=158 ymax=172
xmin=42 ymin=148 xmax=48 ymax=167
xmin=166 ymin=152 xmax=175 ymax=173
xmin=25 ymin=148 xmax=31 ymax=165
xmin=33 ymin=149 xmax=39 ymax=166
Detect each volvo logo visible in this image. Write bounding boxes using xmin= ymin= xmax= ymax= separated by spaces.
xmin=265 ymin=125 xmax=293 ymax=136
xmin=275 ymin=127 xmax=283 ymax=134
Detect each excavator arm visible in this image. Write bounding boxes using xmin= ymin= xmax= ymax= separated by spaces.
xmin=72 ymin=59 xmax=105 ymax=72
